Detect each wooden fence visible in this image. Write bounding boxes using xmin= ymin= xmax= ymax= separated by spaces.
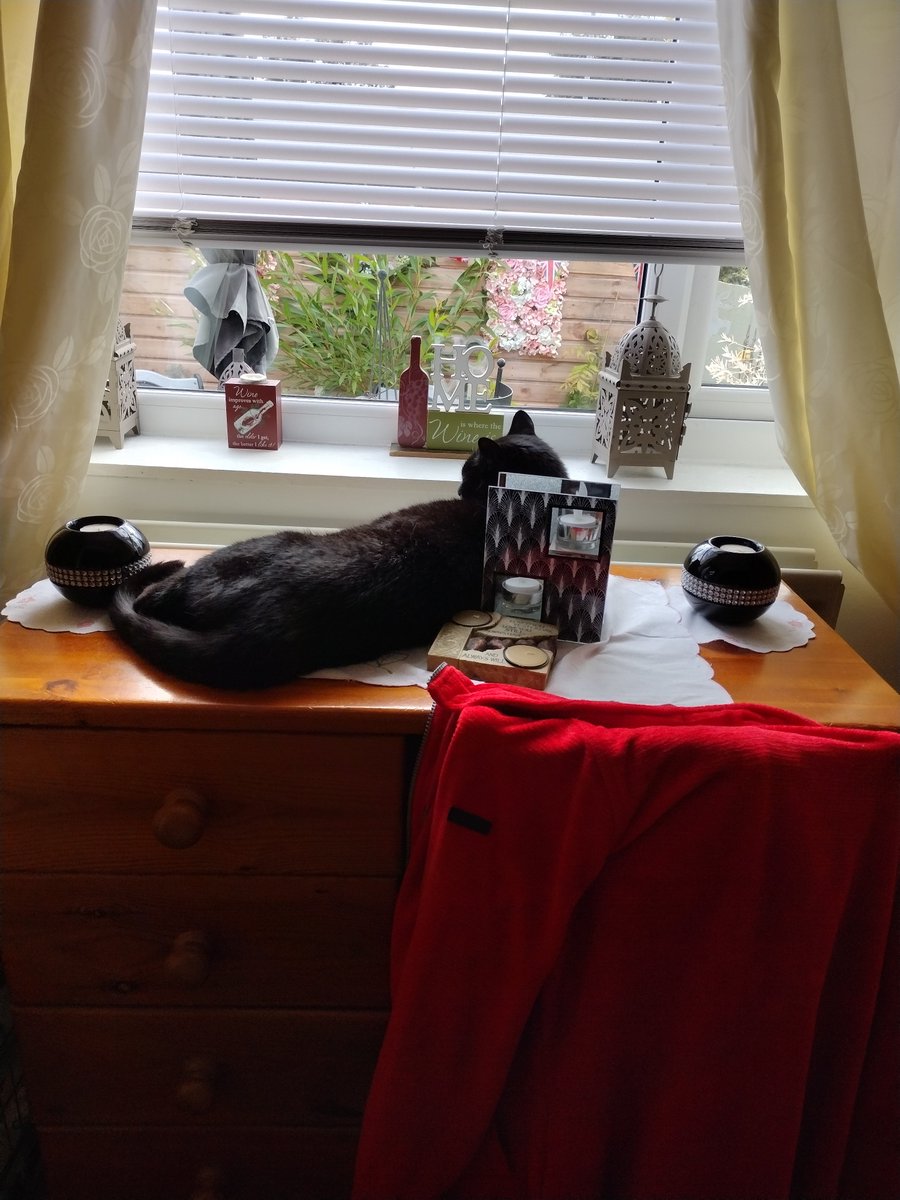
xmin=119 ymin=248 xmax=640 ymax=410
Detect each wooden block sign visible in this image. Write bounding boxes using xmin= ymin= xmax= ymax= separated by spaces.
xmin=225 ymin=375 xmax=283 ymax=449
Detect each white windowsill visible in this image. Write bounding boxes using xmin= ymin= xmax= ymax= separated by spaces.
xmin=93 ymin=392 xmax=804 ymax=498
xmin=83 ymin=394 xmax=812 ymax=551
xmin=89 ymin=433 xmax=806 ymax=504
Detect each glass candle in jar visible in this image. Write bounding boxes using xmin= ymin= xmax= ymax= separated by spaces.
xmin=496 ymin=576 xmax=543 ymax=620
xmin=556 ymin=511 xmax=601 ymax=552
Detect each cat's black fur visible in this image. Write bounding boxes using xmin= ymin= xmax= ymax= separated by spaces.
xmin=109 ymin=410 xmax=566 ymax=689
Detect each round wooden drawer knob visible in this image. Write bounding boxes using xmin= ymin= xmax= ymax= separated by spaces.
xmin=164 ymin=930 xmax=211 ymax=987
xmin=153 ymin=788 xmax=207 ymax=849
xmin=177 ymin=1055 xmax=216 ymax=1113
xmin=190 ymin=1166 xmax=224 ymax=1200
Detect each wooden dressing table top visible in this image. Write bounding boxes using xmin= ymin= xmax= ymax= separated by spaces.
xmin=1 ymin=562 xmax=898 ymax=733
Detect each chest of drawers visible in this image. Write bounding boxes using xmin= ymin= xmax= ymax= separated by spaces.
xmin=0 ymin=618 xmax=431 ymax=1200
xmin=4 ymin=565 xmax=899 ymax=1198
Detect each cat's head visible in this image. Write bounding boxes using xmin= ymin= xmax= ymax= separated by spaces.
xmin=458 ymin=410 xmax=567 ymax=503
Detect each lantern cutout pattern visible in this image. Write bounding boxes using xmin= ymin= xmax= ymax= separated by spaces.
xmin=592 ymin=294 xmax=691 ymax=479
xmin=98 ymin=319 xmax=139 ymax=448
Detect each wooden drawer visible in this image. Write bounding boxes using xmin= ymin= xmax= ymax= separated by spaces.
xmin=14 ymin=1007 xmax=386 ymax=1128
xmin=37 ymin=1126 xmax=360 ymax=1200
xmin=2 ymin=728 xmax=405 ymax=874
xmin=1 ymin=873 xmax=395 ymax=1008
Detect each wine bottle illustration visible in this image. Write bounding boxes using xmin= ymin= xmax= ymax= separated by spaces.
xmin=397 ymin=336 xmax=429 ymax=447
xmin=234 ymin=400 xmax=273 ymax=435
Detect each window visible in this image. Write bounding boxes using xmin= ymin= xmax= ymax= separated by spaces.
xmin=121 ymin=246 xmax=644 ymax=411
xmin=127 ymin=1 xmax=770 ymax=433
xmin=702 ymin=267 xmax=766 ymax=388
xmin=122 ymin=248 xmax=767 ymax=421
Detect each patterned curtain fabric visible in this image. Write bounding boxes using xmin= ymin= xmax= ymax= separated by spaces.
xmin=716 ymin=0 xmax=900 ymax=612
xmin=0 ymin=0 xmax=156 ymax=600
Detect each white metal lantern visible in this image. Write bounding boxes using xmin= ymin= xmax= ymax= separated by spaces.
xmin=97 ymin=319 xmax=139 ymax=448
xmin=592 ymin=295 xmax=691 ymax=479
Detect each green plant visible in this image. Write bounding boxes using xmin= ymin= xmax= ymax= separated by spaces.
xmin=257 ymin=253 xmax=492 ymax=397
xmin=561 ymin=327 xmax=604 ymax=410
xmin=718 ymin=265 xmax=751 ymax=287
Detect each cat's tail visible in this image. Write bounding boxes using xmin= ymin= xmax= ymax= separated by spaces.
xmin=109 ymin=561 xmax=283 ymax=690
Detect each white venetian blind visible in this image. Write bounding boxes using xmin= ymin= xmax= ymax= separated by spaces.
xmin=136 ymin=0 xmax=742 ymax=258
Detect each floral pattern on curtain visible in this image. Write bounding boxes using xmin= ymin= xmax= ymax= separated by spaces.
xmin=0 ymin=0 xmax=156 ymax=601
xmin=716 ymin=0 xmax=900 ymax=611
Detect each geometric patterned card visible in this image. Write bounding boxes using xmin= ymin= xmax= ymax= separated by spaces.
xmin=481 ymin=474 xmax=620 ymax=643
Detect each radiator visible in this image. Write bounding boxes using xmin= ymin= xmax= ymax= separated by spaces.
xmin=137 ymin=520 xmax=819 ymax=571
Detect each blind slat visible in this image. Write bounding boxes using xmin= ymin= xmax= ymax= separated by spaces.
xmin=138 ymin=154 xmax=737 ymax=203
xmin=153 ymin=59 xmax=727 ymax=106
xmin=140 ymin=135 xmax=736 ymax=180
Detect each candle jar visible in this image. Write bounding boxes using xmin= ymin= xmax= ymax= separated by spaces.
xmin=552 ymin=511 xmax=602 ymax=556
xmin=494 ymin=576 xmax=544 ymax=621
xmin=681 ymin=535 xmax=781 ymax=624
xmin=44 ymin=515 xmax=151 ymax=607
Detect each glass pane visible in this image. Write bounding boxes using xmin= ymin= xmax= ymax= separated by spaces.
xmin=119 ymin=246 xmax=642 ymax=411
xmin=702 ymin=266 xmax=767 ymax=387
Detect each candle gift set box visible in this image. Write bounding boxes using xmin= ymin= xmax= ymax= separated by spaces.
xmin=225 ymin=376 xmax=282 ymax=449
xmin=427 ymin=610 xmax=558 ymax=690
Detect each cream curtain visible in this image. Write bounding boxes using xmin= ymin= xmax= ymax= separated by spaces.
xmin=0 ymin=0 xmax=156 ymax=600
xmin=716 ymin=0 xmax=900 ymax=612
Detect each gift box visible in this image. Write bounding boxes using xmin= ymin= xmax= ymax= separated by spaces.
xmin=427 ymin=610 xmax=558 ymax=690
xmin=225 ymin=375 xmax=282 ymax=449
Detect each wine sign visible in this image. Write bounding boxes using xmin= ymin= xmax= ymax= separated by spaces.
xmin=225 ymin=375 xmax=283 ymax=449
xmin=426 ymin=410 xmax=503 ymax=451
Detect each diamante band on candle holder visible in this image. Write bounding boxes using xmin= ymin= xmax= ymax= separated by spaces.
xmin=680 ymin=569 xmax=779 ymax=608
xmin=46 ymin=553 xmax=152 ymax=589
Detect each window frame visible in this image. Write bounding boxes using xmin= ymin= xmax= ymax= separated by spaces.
xmin=130 ymin=245 xmax=773 ymax=441
xmin=130 ymin=0 xmax=774 ymax=440
xmin=650 ymin=262 xmax=773 ymax=422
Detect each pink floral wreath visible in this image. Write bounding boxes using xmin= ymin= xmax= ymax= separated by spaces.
xmin=484 ymin=259 xmax=569 ymax=358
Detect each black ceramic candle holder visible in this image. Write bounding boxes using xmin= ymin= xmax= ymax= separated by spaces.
xmin=681 ymin=535 xmax=781 ymax=624
xmin=44 ymin=515 xmax=151 ymax=607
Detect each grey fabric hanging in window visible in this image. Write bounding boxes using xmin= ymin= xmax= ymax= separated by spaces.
xmin=183 ymin=249 xmax=279 ymax=379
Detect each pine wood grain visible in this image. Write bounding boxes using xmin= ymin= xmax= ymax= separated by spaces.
xmin=37 ymin=1126 xmax=360 ymax=1200
xmin=1 ymin=873 xmax=394 ymax=1008
xmin=2 ymin=729 xmax=404 ymax=873
xmin=13 ymin=1007 xmax=387 ymax=1128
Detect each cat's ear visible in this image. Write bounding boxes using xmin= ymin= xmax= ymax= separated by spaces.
xmin=508 ymin=410 xmax=535 ymax=437
xmin=477 ymin=436 xmax=499 ymax=457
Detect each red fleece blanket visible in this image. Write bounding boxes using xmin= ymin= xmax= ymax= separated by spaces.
xmin=353 ymin=666 xmax=900 ymax=1200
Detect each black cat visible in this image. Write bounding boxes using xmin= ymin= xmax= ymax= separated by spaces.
xmin=109 ymin=410 xmax=567 ymax=689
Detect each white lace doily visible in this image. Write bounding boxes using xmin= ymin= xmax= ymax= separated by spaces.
xmin=311 ymin=576 xmax=732 ymax=706
xmin=2 ymin=577 xmax=113 ymax=633
xmin=664 ymin=585 xmax=815 ymax=652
